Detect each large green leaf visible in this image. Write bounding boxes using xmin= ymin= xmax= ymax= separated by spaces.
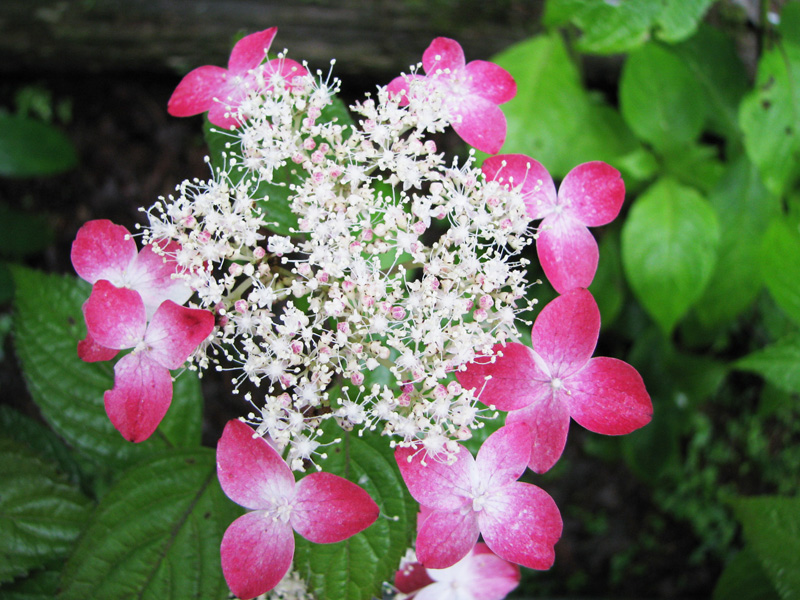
xmin=0 ymin=114 xmax=78 ymax=177
xmin=620 ymin=43 xmax=706 ymax=154
xmin=492 ymin=33 xmax=638 ymax=179
xmin=713 ymin=548 xmax=781 ymax=600
xmin=11 ymin=267 xmax=203 ymax=469
xmin=732 ymin=495 xmax=800 ymax=599
xmin=0 ymin=437 xmax=92 ymax=584
xmin=0 ymin=567 xmax=61 ymax=600
xmin=740 ymin=2 xmax=800 ymax=196
xmin=59 ymin=449 xmax=240 ymax=600
xmin=293 ymin=421 xmax=417 ymax=600
xmin=621 ymin=178 xmax=720 ymax=335
xmin=695 ymin=157 xmax=780 ymax=328
xmin=735 ymin=334 xmax=800 ymax=394
xmin=0 ymin=203 xmax=54 ymax=259
xmin=761 ymin=217 xmax=800 ymax=326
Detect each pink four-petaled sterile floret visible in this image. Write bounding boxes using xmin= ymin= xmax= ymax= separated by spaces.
xmin=82 ymin=280 xmax=215 ymax=442
xmin=395 ymin=423 xmax=562 ymax=571
xmin=457 ymin=288 xmax=652 ymax=474
xmin=167 ymin=27 xmax=308 ymax=129
xmin=216 ymin=419 xmax=380 ymax=600
xmin=482 ymin=155 xmax=625 ymax=294
xmin=395 ymin=542 xmax=520 ymax=600
xmin=388 ymin=37 xmax=516 ymax=155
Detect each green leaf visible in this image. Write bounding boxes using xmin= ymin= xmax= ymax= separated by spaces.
xmin=620 ymin=43 xmax=706 ymax=154
xmin=0 ymin=203 xmax=54 ymax=259
xmin=695 ymin=157 xmax=780 ymax=327
xmin=11 ymin=267 xmax=203 ymax=469
xmin=0 ymin=114 xmax=78 ymax=177
xmin=0 ymin=567 xmax=61 ymax=600
xmin=713 ymin=548 xmax=781 ymax=600
xmin=740 ymin=2 xmax=800 ymax=196
xmin=59 ymin=449 xmax=240 ymax=600
xmin=0 ymin=437 xmax=92 ymax=584
xmin=589 ymin=230 xmax=625 ymax=330
xmin=736 ymin=334 xmax=800 ymax=394
xmin=621 ymin=178 xmax=720 ymax=335
xmin=732 ymin=495 xmax=800 ymax=599
xmin=294 ymin=421 xmax=417 ymax=600
xmin=492 ymin=33 xmax=638 ymax=179
xmin=761 ymin=218 xmax=800 ymax=325
xmin=654 ymin=0 xmax=716 ymax=43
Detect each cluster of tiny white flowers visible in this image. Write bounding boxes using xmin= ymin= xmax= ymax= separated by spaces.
xmin=143 ymin=61 xmax=536 ymax=468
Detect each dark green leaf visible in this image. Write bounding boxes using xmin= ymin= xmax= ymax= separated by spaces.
xmin=59 ymin=449 xmax=240 ymax=600
xmin=0 ymin=437 xmax=91 ymax=584
xmin=0 ymin=204 xmax=54 ymax=259
xmin=0 ymin=567 xmax=61 ymax=600
xmin=713 ymin=548 xmax=780 ymax=600
xmin=761 ymin=218 xmax=800 ymax=326
xmin=0 ymin=114 xmax=78 ymax=177
xmin=11 ymin=267 xmax=203 ymax=470
xmin=589 ymin=230 xmax=625 ymax=330
xmin=294 ymin=421 xmax=417 ymax=600
xmin=736 ymin=334 xmax=800 ymax=394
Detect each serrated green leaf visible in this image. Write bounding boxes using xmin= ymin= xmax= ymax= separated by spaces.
xmin=621 ymin=178 xmax=720 ymax=335
xmin=761 ymin=218 xmax=800 ymax=325
xmin=732 ymin=495 xmax=800 ymax=599
xmin=654 ymin=0 xmax=716 ymax=43
xmin=0 ymin=114 xmax=78 ymax=177
xmin=736 ymin=334 xmax=800 ymax=394
xmin=492 ymin=33 xmax=638 ymax=179
xmin=0 ymin=437 xmax=92 ymax=584
xmin=59 ymin=449 xmax=240 ymax=600
xmin=620 ymin=44 xmax=706 ymax=154
xmin=293 ymin=421 xmax=416 ymax=600
xmin=740 ymin=2 xmax=800 ymax=196
xmin=695 ymin=157 xmax=780 ymax=327
xmin=11 ymin=267 xmax=203 ymax=469
xmin=0 ymin=567 xmax=61 ymax=600
xmin=713 ymin=548 xmax=780 ymax=600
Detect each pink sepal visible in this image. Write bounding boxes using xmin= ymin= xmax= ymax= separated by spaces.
xmin=263 ymin=58 xmax=307 ymax=87
xmin=216 ymin=419 xmax=295 ymax=511
xmin=423 ymin=37 xmax=465 ymax=73
xmin=421 ymin=543 xmax=520 ymax=600
xmin=506 ymin=396 xmax=571 ymax=474
xmin=228 ymin=27 xmax=277 ymax=72
xmin=145 ymin=301 xmax=214 ymax=370
xmin=559 ymin=161 xmax=625 ymax=227
xmin=77 ymin=332 xmax=118 ymax=362
xmin=482 ymin=154 xmax=556 ymax=220
xmin=71 ymin=220 xmax=137 ymax=284
xmin=220 ymin=511 xmax=294 ymax=600
xmin=103 ymin=352 xmax=172 ymax=442
xmin=456 ymin=343 xmax=545 ymax=412
xmin=566 ymin=357 xmax=652 ymax=435
xmin=537 ymin=218 xmax=599 ymax=294
xmin=464 ymin=61 xmax=516 ymax=104
xmin=416 ymin=507 xmax=480 ymax=569
xmin=167 ymin=65 xmax=227 ymax=117
xmin=395 ymin=561 xmax=434 ymax=595
xmin=475 ymin=423 xmax=532 ymax=488
xmin=82 ymin=280 xmax=146 ymax=350
xmin=452 ymin=97 xmax=507 ymax=155
xmin=478 ymin=481 xmax=562 ymax=570
xmin=395 ymin=445 xmax=472 ymax=510
xmin=126 ymin=241 xmax=192 ymax=314
xmin=292 ymin=472 xmax=379 ymax=543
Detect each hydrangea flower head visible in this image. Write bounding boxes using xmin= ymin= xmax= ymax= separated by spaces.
xmin=388 ymin=37 xmax=516 ymax=154
xmin=457 ymin=288 xmax=652 ymax=473
xmin=395 ymin=423 xmax=562 ymax=570
xmin=482 ymin=156 xmax=625 ymax=293
xmin=167 ymin=27 xmax=307 ymax=129
xmin=216 ymin=419 xmax=379 ymax=599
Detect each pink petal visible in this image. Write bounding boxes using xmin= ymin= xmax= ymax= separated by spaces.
xmin=423 ymin=37 xmax=466 ymax=74
xmin=77 ymin=332 xmax=118 ymax=362
xmin=207 ymin=99 xmax=242 ymax=129
xmin=292 ymin=472 xmax=379 ymax=543
xmin=228 ymin=28 xmax=277 ymax=73
xmin=103 ymin=352 xmax=172 ymax=442
xmin=220 ymin=511 xmax=294 ymax=600
xmin=263 ymin=58 xmax=308 ymax=87
xmin=464 ymin=543 xmax=521 ymax=600
xmin=451 ymin=98 xmax=507 ymax=154
xmin=558 ymin=162 xmax=625 ymax=227
xmin=395 ymin=561 xmax=434 ymax=595
xmin=387 ymin=74 xmax=425 ymax=105
xmin=505 ymin=394 xmax=571 ymax=474
xmin=395 ymin=444 xmax=473 ymax=510
xmin=416 ymin=508 xmax=480 ymax=569
xmin=216 ymin=419 xmax=295 ymax=510
xmin=464 ymin=60 xmax=516 ymax=105
xmin=167 ymin=65 xmax=228 ymax=118
xmin=478 ymin=481 xmax=562 ymax=570
xmin=457 ymin=343 xmax=544 ymax=412
xmin=537 ymin=217 xmax=600 ymax=294
xmin=531 ymin=288 xmax=600 ymax=379
xmin=126 ymin=241 xmax=192 ymax=316
xmin=482 ymin=154 xmax=557 ymax=219
xmin=475 ymin=423 xmax=533 ymax=488
xmin=144 ymin=301 xmax=214 ymax=370
xmin=565 ymin=357 xmax=653 ymax=435
xmin=70 ymin=220 xmax=137 ymax=285
xmin=82 ymin=280 xmax=145 ymax=350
